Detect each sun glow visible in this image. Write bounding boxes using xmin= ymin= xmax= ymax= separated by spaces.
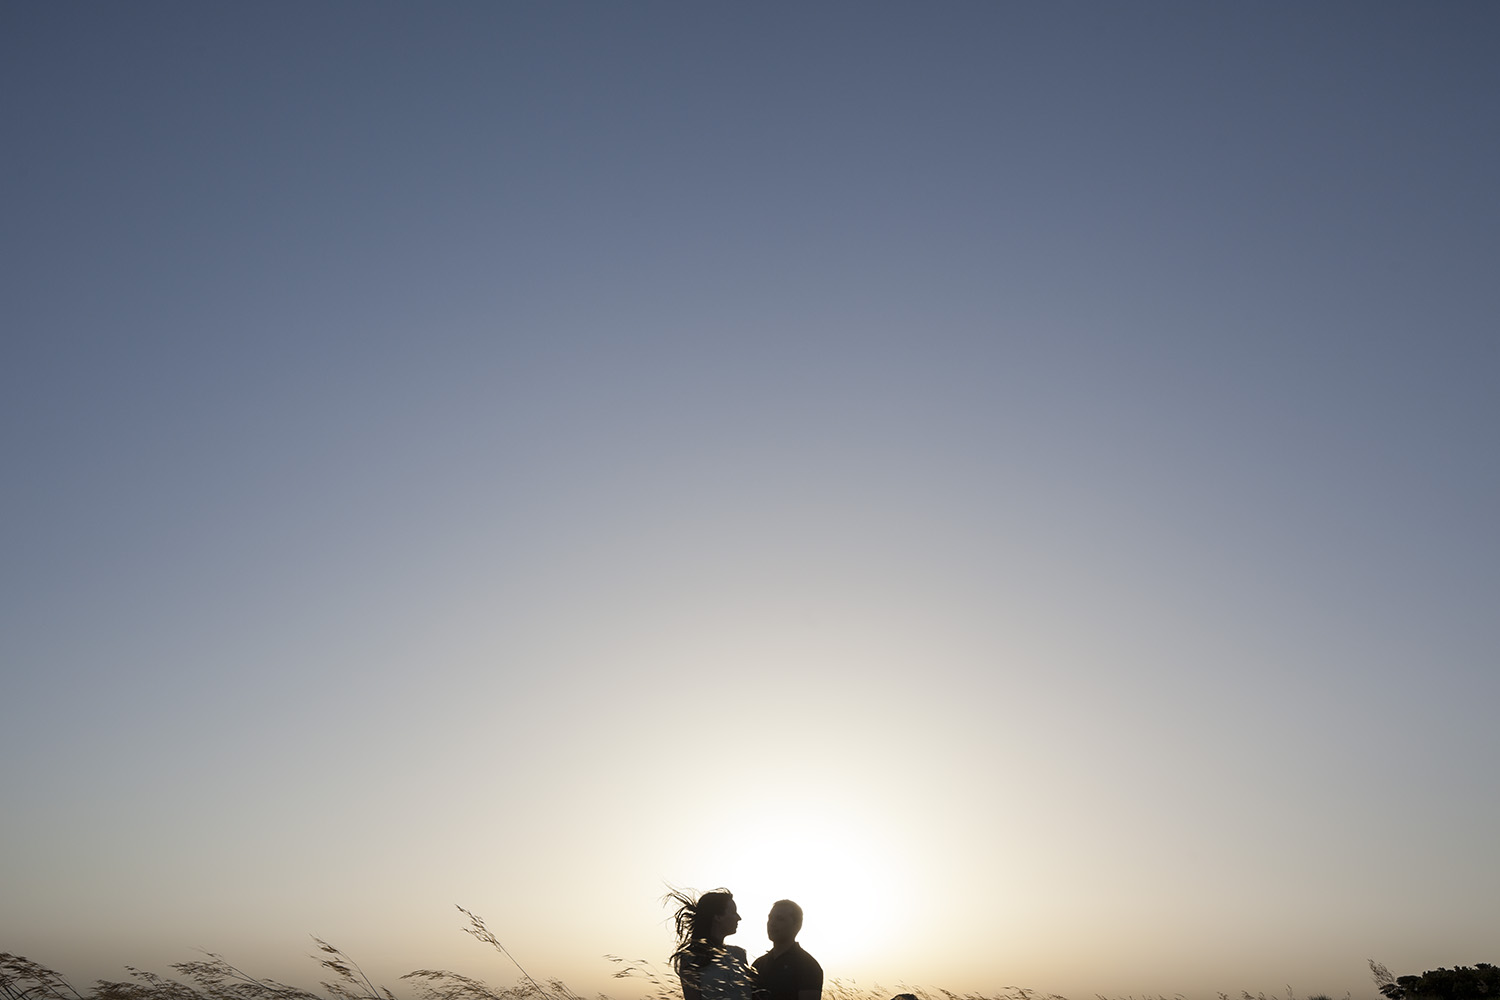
xmin=700 ymin=810 xmax=906 ymax=974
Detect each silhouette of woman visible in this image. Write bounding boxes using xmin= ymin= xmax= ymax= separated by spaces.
xmin=668 ymin=888 xmax=753 ymax=1000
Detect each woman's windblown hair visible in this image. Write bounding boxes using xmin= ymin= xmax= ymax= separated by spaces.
xmin=665 ymin=886 xmax=734 ymax=975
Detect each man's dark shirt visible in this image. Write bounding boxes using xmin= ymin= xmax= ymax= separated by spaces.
xmin=752 ymin=943 xmax=822 ymax=1000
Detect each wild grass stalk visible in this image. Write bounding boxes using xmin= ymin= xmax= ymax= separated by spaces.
xmin=2 ymin=912 xmax=1363 ymax=1000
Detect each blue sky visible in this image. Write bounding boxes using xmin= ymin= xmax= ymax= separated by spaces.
xmin=3 ymin=4 xmax=1498 ymax=999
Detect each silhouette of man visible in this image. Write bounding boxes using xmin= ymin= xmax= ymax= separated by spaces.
xmin=752 ymin=900 xmax=822 ymax=1000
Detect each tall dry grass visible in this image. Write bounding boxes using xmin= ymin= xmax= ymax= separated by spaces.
xmin=2 ymin=908 xmax=1352 ymax=1000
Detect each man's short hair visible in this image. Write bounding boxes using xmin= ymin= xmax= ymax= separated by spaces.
xmin=773 ymin=899 xmax=804 ymax=934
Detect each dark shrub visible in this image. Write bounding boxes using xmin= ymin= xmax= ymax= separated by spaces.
xmin=1370 ymin=962 xmax=1499 ymax=1000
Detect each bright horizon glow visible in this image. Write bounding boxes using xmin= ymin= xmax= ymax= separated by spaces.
xmin=704 ymin=812 xmax=908 ymax=971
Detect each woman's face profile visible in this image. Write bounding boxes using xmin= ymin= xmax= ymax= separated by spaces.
xmin=712 ymin=900 xmax=741 ymax=938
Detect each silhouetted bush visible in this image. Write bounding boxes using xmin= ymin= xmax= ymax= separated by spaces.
xmin=1370 ymin=960 xmax=1499 ymax=1000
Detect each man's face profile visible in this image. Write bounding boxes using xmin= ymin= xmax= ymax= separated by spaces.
xmin=766 ymin=902 xmax=800 ymax=945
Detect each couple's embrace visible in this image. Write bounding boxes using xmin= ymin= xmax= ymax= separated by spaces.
xmin=669 ymin=889 xmax=823 ymax=1000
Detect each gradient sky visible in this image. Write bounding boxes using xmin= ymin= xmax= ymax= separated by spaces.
xmin=3 ymin=4 xmax=1498 ymax=999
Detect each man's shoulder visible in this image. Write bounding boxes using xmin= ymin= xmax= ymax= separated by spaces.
xmin=752 ymin=944 xmax=820 ymax=974
xmin=789 ymin=945 xmax=822 ymax=976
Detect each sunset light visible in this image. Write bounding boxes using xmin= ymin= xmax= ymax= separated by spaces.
xmin=4 ymin=5 xmax=1498 ymax=1000
xmin=709 ymin=813 xmax=907 ymax=969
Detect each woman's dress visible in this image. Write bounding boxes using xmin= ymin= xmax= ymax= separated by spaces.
xmin=680 ymin=944 xmax=753 ymax=1000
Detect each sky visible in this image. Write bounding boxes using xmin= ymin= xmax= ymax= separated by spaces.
xmin=3 ymin=3 xmax=1498 ymax=999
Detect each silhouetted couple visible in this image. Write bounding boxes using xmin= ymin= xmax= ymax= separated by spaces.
xmin=669 ymin=889 xmax=823 ymax=1000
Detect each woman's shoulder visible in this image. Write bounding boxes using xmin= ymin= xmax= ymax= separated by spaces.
xmin=677 ymin=944 xmax=711 ymax=969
